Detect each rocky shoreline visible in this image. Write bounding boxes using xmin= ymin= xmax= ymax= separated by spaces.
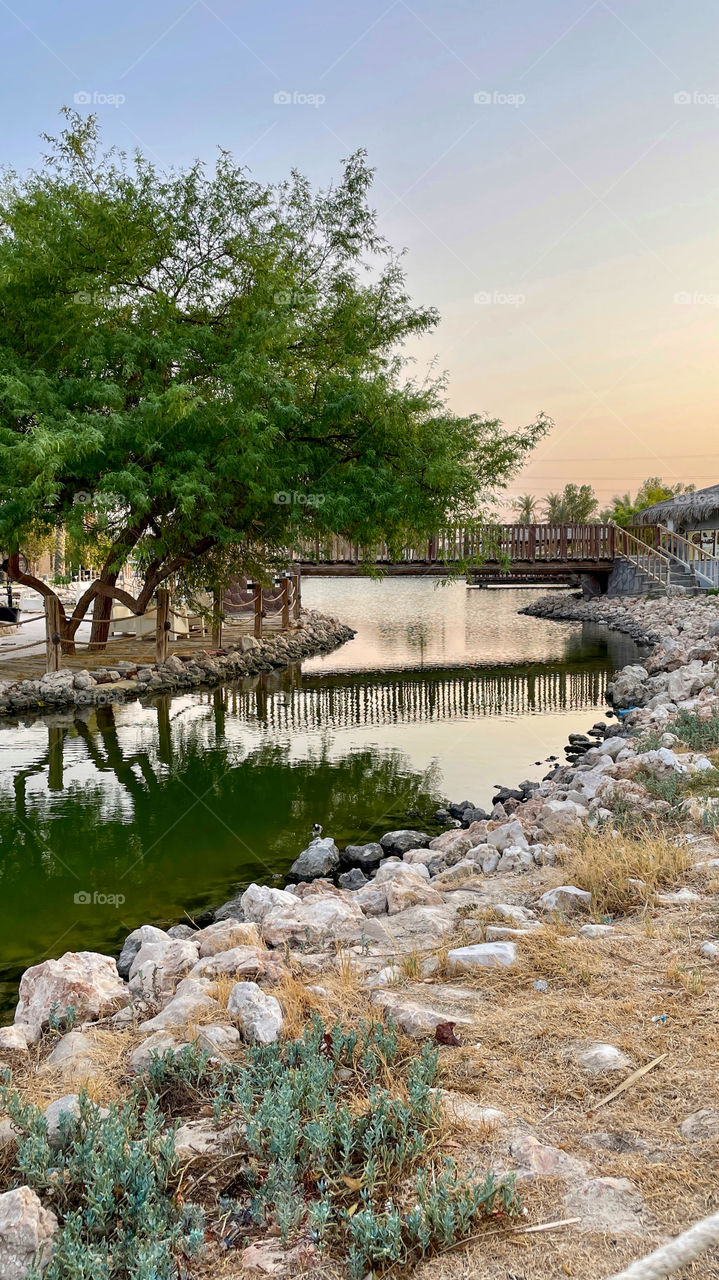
xmin=2 ymin=590 xmax=719 ymax=1277
xmin=0 ymin=610 xmax=355 ymax=718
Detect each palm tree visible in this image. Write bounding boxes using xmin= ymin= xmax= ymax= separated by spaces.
xmin=512 ymin=493 xmax=538 ymax=524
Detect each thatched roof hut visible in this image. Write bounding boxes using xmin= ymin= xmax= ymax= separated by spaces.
xmin=637 ymin=483 xmax=719 ymax=532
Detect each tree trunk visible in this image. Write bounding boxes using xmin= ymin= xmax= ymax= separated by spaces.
xmin=88 ymin=573 xmax=117 ymax=651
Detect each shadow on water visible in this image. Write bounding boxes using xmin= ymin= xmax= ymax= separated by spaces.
xmin=0 ymin=612 xmax=645 ymax=1017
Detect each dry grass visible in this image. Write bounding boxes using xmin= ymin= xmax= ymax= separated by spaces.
xmin=559 ymin=828 xmax=695 ymax=917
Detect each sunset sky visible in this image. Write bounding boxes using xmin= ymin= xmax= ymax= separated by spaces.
xmin=3 ymin=0 xmax=718 ymax=512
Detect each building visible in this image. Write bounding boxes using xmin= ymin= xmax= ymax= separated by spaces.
xmin=637 ymin=483 xmax=719 ymax=559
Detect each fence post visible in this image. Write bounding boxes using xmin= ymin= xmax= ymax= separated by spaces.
xmin=293 ymin=570 xmax=301 ymax=620
xmin=253 ymin=585 xmax=263 ymax=639
xmin=45 ymin=596 xmax=62 ymax=673
xmin=212 ymin=590 xmax=223 ymax=649
xmin=281 ymin=577 xmax=290 ymax=629
xmin=156 ymin=589 xmax=170 ymax=664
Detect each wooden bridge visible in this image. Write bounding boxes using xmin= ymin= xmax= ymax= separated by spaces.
xmin=297 ymin=523 xmax=622 ymax=582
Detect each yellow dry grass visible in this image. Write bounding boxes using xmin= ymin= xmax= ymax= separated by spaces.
xmin=559 ymin=828 xmax=695 ymax=916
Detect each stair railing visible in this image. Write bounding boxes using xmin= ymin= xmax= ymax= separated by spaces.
xmin=614 ymin=526 xmax=672 ymax=588
xmin=656 ymin=525 xmax=719 ymax=589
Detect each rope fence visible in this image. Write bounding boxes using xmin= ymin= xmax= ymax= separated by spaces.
xmin=607 ymin=1210 xmax=719 ymax=1279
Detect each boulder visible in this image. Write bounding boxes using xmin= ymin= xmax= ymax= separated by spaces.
xmin=379 ymin=830 xmax=431 ymax=856
xmin=117 ymin=924 xmax=170 ymax=979
xmin=385 ymin=878 xmax=443 ymax=914
xmin=537 ymin=886 xmax=591 ymax=916
xmin=240 ymin=884 xmax=296 ymax=925
xmin=190 ymin=945 xmax=285 ymax=984
xmin=338 ymin=867 xmax=368 ymax=890
xmin=679 ymin=1109 xmax=719 ymax=1141
xmin=353 ymin=884 xmax=388 ymax=916
xmin=371 ymin=989 xmax=473 ymax=1038
xmin=14 ymin=952 xmax=128 ymax=1033
xmin=446 ymin=942 xmax=518 ymax=973
xmin=0 ymin=1186 xmax=57 ymax=1279
xmin=128 ymin=939 xmax=200 ymax=1000
xmin=130 ymin=1031 xmax=183 ymax=1074
xmin=374 ymin=860 xmax=430 ymax=884
xmin=174 ymin=1118 xmax=243 ymax=1161
xmin=42 ymin=1030 xmax=104 ymax=1087
xmin=487 ymin=820 xmax=529 ymax=853
xmin=193 ymin=1024 xmax=241 ymax=1057
xmin=261 ymin=895 xmax=365 ymax=948
xmin=136 ymin=979 xmax=219 ymax=1037
xmin=340 ymin=842 xmax=384 ymax=872
xmin=496 ymin=846 xmax=534 ymax=873
xmin=607 ymin=665 xmax=648 ymax=709
xmin=43 ymin=1095 xmax=81 ymax=1151
xmin=0 ymin=1027 xmax=30 ymax=1059
xmin=287 ymin=836 xmax=340 ymax=883
xmin=228 ymin=981 xmax=283 ymax=1044
xmin=192 ymin=919 xmax=261 ymax=956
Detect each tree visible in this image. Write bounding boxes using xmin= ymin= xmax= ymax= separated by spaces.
xmin=0 ymin=113 xmax=550 ymax=648
xmin=512 ymin=493 xmax=537 ymax=524
xmin=600 ymin=478 xmax=696 ymax=527
xmin=543 ymin=484 xmax=598 ymax=523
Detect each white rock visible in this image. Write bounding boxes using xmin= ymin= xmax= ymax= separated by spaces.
xmin=537 ymin=886 xmax=591 ymax=916
xmin=128 ymin=939 xmax=199 ymax=1000
xmin=117 ymin=924 xmax=171 ymax=978
xmin=679 ymin=1109 xmax=719 ymax=1141
xmin=136 ymin=978 xmax=219 ymax=1037
xmin=0 ymin=1186 xmax=57 ymax=1279
xmin=189 ymin=945 xmax=284 ymax=983
xmin=598 ymin=736 xmax=628 ymax=759
xmin=700 ymin=941 xmax=719 ymax=959
xmin=446 ymin=942 xmax=518 ymax=973
xmin=496 ymin=846 xmax=534 ymax=873
xmin=261 ymin=895 xmax=365 ymax=947
xmin=353 ymin=884 xmax=388 ymax=916
xmin=385 ymin=877 xmax=443 ymax=914
xmin=363 ymin=965 xmax=401 ymax=989
xmin=371 ymin=990 xmax=473 ymax=1038
xmin=228 ymin=981 xmax=283 ymax=1044
xmin=579 ymin=924 xmax=616 ymax=938
xmin=43 ymin=1095 xmax=81 ymax=1151
xmin=0 ymin=1027 xmax=30 ymax=1057
xmin=576 ymin=1042 xmax=632 ymax=1074
xmin=240 ymin=883 xmax=297 ymax=925
xmin=193 ymin=919 xmax=261 ymax=955
xmin=193 ymin=1024 xmax=241 ymax=1057
xmin=374 ymin=861 xmax=430 ymax=884
xmin=130 ymin=1031 xmax=182 ymax=1074
xmin=174 ymin=1118 xmax=243 ymax=1161
xmin=14 ymin=952 xmax=128 ymax=1033
xmin=487 ymin=820 xmax=529 ymax=852
xmin=42 ymin=1030 xmax=103 ymax=1086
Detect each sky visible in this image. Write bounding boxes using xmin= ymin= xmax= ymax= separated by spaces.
xmin=2 ymin=0 xmax=719 ymax=514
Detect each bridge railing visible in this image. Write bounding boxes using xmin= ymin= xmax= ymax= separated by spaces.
xmin=296 ymin=524 xmax=619 ymax=566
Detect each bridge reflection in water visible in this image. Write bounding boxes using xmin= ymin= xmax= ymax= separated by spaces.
xmin=223 ymin=661 xmax=610 ymax=733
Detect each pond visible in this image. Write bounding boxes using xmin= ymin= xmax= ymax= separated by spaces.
xmin=0 ymin=581 xmax=642 ymax=1016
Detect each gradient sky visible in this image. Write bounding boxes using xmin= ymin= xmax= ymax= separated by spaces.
xmin=2 ymin=0 xmax=719 ymax=511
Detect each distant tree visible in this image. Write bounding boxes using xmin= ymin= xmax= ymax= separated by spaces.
xmin=512 ymin=493 xmax=538 ymax=524
xmin=0 ymin=112 xmax=551 ymax=649
xmin=543 ymin=484 xmax=598 ymax=523
xmin=600 ymin=478 xmax=696 ymax=527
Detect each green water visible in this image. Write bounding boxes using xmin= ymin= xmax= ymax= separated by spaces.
xmin=0 ymin=582 xmax=642 ymax=1016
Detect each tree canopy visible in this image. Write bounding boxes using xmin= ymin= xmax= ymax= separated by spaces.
xmin=543 ymin=484 xmax=598 ymax=523
xmin=600 ymin=478 xmax=696 ymax=527
xmin=0 ymin=113 xmax=549 ymax=643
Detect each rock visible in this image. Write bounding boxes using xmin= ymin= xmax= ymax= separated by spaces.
xmin=496 ymin=846 xmax=534 ymax=873
xmin=578 ymin=924 xmax=616 ymax=938
xmin=130 ymin=1031 xmax=183 ymax=1074
xmin=371 ymin=989 xmax=474 ymax=1038
xmin=563 ymin=1176 xmax=645 ymax=1235
xmin=190 ymin=945 xmax=285 ymax=984
xmin=431 ymin=859 xmax=484 ymax=888
xmin=212 ymin=894 xmax=245 ymax=922
xmin=363 ymin=965 xmax=401 ymax=989
xmin=228 ymin=981 xmax=283 ymax=1044
xmin=446 ymin=942 xmax=518 ymax=973
xmin=192 ymin=919 xmax=262 ymax=956
xmin=379 ymin=830 xmax=431 ymax=856
xmin=700 ymin=941 xmax=719 ymax=959
xmin=576 ymin=1043 xmax=632 ymax=1074
xmin=655 ymin=888 xmax=702 ymax=907
xmin=14 ymin=952 xmax=128 ymax=1033
xmin=340 ymin=842 xmax=384 ymax=872
xmin=43 ymin=1095 xmax=82 ymax=1151
xmin=509 ymin=1133 xmax=584 ymax=1180
xmin=174 ymin=1118 xmax=243 ymax=1160
xmin=287 ymin=836 xmax=340 ymax=882
xmin=166 ymin=924 xmax=196 ymax=940
xmin=487 ymin=820 xmax=529 ymax=852
xmin=261 ymin=895 xmax=365 ymax=948
xmin=193 ymin=1024 xmax=241 ymax=1057
xmin=537 ymin=799 xmax=587 ymax=838
xmin=117 ymin=924 xmax=170 ymax=979
xmin=374 ymin=860 xmax=430 ymax=884
xmin=239 ymin=1238 xmax=316 ymax=1276
xmin=0 ymin=1027 xmax=30 ymax=1058
xmin=385 ymin=877 xmax=443 ymax=915
xmin=679 ymin=1109 xmax=719 ymax=1141
xmin=353 ymin=883 xmax=388 ymax=916
xmin=337 ymin=868 xmax=368 ymax=891
xmin=136 ymin=979 xmax=219 ymax=1036
xmin=42 ymin=1030 xmax=104 ymax=1086
xmin=537 ymin=886 xmax=591 ymax=916
xmin=240 ymin=884 xmax=297 ymax=925
xmin=128 ymin=939 xmax=200 ymax=1000
xmin=0 ymin=1186 xmax=57 ymax=1279
xmin=493 ymin=903 xmax=536 ymax=925
xmin=608 ymin=665 xmax=649 ymax=709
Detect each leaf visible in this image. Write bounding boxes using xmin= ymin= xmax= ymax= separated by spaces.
xmin=341 ymin=1175 xmax=364 ymax=1191
xmin=435 ymin=1021 xmax=460 ymax=1046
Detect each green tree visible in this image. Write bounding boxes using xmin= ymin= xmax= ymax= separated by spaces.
xmin=0 ymin=113 xmax=549 ymax=647
xmin=600 ymin=477 xmax=696 ymax=527
xmin=512 ymin=493 xmax=538 ymax=524
xmin=543 ymin=484 xmax=598 ymax=523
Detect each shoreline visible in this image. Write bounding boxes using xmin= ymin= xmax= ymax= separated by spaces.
xmin=2 ymin=590 xmax=719 ymax=1277
xmin=0 ymin=610 xmax=355 ymax=719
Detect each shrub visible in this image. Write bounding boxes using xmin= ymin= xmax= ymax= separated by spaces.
xmin=562 ymin=830 xmax=694 ymax=916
